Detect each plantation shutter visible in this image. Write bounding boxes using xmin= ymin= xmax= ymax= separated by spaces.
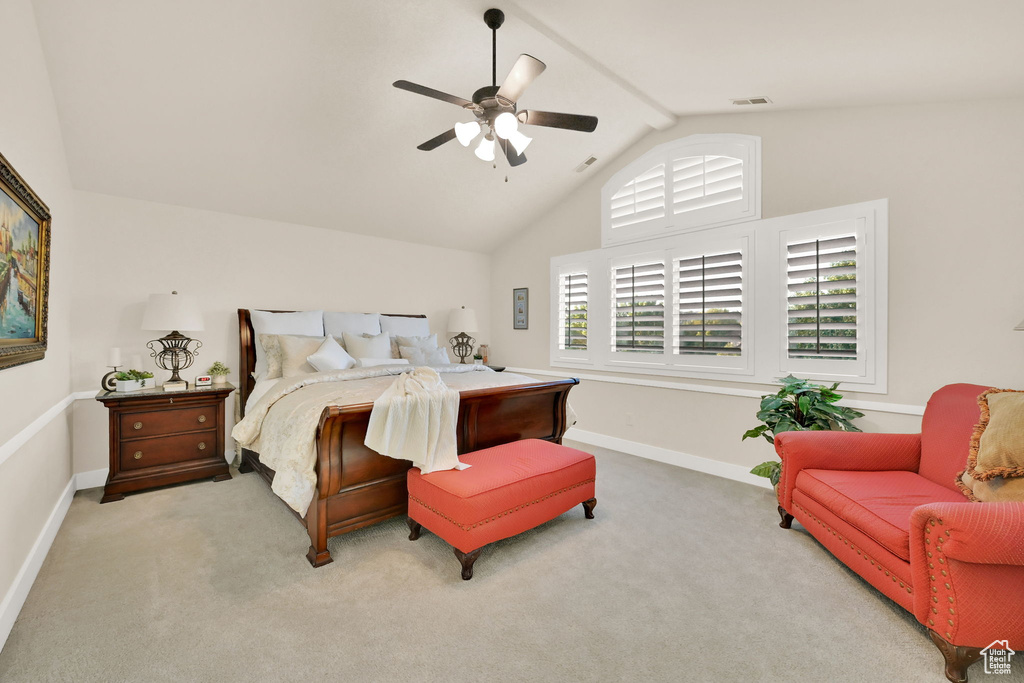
xmin=676 ymin=250 xmax=743 ymax=356
xmin=613 ymin=261 xmax=665 ymax=352
xmin=672 ymin=155 xmax=743 ymax=215
xmin=786 ymin=235 xmax=858 ymax=360
xmin=558 ymin=272 xmax=588 ymax=351
xmin=609 ymin=165 xmax=666 ymax=229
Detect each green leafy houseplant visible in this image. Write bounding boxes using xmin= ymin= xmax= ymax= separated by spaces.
xmin=115 ymin=369 xmax=154 ymax=381
xmin=744 ymin=375 xmax=864 ymax=486
xmin=208 ymin=361 xmax=230 ymax=376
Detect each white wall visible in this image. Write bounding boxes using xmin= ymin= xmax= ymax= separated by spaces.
xmin=69 ymin=191 xmax=493 ymax=474
xmin=489 ymin=98 xmax=1024 ymax=471
xmin=0 ymin=0 xmax=79 ymax=649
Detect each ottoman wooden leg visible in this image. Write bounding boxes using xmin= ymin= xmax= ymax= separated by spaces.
xmin=454 ymin=547 xmax=483 ymax=581
xmin=407 ymin=517 xmax=422 ymax=541
xmin=582 ymin=498 xmax=597 ymax=519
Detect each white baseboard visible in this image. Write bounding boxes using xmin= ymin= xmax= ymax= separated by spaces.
xmin=75 ymin=468 xmax=108 ymax=491
xmin=0 ymin=477 xmax=75 ymax=652
xmin=564 ymin=427 xmax=773 ymax=490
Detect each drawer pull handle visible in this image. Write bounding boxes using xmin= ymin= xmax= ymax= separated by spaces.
xmin=198 ymin=442 xmax=206 ymax=451
xmin=133 ymin=422 xmax=143 ymax=430
xmin=133 ymin=451 xmax=143 ymax=460
xmin=198 ymin=415 xmax=207 ymax=423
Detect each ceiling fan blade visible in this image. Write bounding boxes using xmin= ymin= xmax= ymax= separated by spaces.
xmin=500 ymin=138 xmax=527 ymax=167
xmin=519 ymin=110 xmax=598 ymax=133
xmin=496 ymin=54 xmax=546 ymax=103
xmin=393 ymin=80 xmax=473 ymax=108
xmin=417 ymin=128 xmax=457 ymax=151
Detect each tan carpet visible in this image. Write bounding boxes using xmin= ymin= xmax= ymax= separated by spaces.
xmin=1 ymin=444 xmax=1014 ymax=682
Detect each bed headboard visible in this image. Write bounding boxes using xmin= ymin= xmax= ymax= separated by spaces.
xmin=237 ymin=309 xmax=427 ymax=415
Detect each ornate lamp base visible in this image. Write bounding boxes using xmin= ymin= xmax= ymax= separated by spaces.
xmin=449 ymin=331 xmax=475 ymax=364
xmin=147 ymin=331 xmax=201 ymax=383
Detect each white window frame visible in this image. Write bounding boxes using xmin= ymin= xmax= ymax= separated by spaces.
xmin=550 ymin=262 xmax=593 ymax=367
xmin=602 ymin=134 xmax=761 ymax=248
xmin=552 ymin=199 xmax=888 ymax=393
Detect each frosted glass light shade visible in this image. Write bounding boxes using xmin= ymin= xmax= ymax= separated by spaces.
xmin=508 ymin=129 xmax=532 ymax=155
xmin=448 ymin=306 xmax=478 ymax=333
xmin=454 ymin=121 xmax=481 ymax=147
xmin=493 ymin=112 xmax=518 ymax=139
xmin=142 ymin=292 xmax=204 ymax=332
xmin=474 ymin=136 xmax=495 ymax=162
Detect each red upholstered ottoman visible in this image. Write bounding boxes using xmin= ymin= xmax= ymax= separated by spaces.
xmin=406 ymin=439 xmax=597 ymax=579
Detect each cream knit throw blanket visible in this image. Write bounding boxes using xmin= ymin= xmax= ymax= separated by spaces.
xmin=364 ymin=367 xmax=468 ymax=473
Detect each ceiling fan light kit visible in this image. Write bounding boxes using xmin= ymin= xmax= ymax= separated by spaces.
xmin=393 ymin=7 xmax=598 ymax=168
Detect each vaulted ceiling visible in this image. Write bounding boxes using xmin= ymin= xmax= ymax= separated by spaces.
xmin=31 ymin=0 xmax=1024 ymax=252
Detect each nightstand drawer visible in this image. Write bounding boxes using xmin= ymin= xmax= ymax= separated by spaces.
xmin=119 ymin=431 xmax=218 ymax=471
xmin=119 ymin=405 xmax=216 ymax=439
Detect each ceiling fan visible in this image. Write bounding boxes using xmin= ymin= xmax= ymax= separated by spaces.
xmin=393 ymin=8 xmax=598 ymax=167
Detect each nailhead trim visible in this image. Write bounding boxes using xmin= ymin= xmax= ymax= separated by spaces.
xmin=409 ymin=478 xmax=596 ymax=532
xmin=793 ymin=502 xmax=912 ymax=595
xmin=925 ymin=517 xmax=958 ymax=640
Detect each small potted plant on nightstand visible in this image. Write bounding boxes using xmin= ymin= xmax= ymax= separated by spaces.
xmin=208 ymin=361 xmax=230 ymax=384
xmin=472 ymin=352 xmax=483 ymax=365
xmin=115 ymin=369 xmax=155 ymax=392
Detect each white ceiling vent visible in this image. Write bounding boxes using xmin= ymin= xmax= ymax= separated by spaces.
xmin=731 ymin=96 xmax=772 ymax=106
xmin=575 ymin=156 xmax=598 ymax=173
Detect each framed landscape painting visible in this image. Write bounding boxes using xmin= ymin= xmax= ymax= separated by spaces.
xmin=0 ymin=151 xmax=51 ymax=370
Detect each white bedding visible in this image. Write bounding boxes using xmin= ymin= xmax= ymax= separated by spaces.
xmin=232 ymin=365 xmax=544 ymax=514
xmin=245 ymin=377 xmax=282 ymax=414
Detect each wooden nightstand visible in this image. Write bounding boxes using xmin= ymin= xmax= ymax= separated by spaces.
xmin=96 ymin=383 xmax=234 ymax=503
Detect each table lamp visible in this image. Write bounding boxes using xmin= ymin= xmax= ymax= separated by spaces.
xmin=448 ymin=306 xmax=478 ymax=364
xmin=143 ymin=291 xmax=204 ymax=385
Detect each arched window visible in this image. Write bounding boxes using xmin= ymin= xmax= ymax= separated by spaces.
xmin=602 ymin=134 xmax=760 ymax=247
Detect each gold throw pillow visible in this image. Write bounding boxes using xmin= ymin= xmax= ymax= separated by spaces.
xmin=956 ymin=388 xmax=1024 ymax=502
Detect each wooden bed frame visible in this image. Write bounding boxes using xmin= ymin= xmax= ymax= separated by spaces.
xmin=236 ymin=309 xmax=578 ymax=567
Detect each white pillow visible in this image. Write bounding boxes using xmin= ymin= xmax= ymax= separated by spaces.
xmin=260 ymin=333 xmax=323 ymax=380
xmin=358 ymin=358 xmax=410 ymax=368
xmin=400 ymin=345 xmax=451 ymax=366
xmin=250 ymin=310 xmax=323 ymax=379
xmin=306 ymin=335 xmax=356 ymax=372
xmin=324 ymin=312 xmax=381 ymax=340
xmin=380 ymin=315 xmax=430 ymax=338
xmin=343 ymin=331 xmax=392 ymax=359
xmin=278 ymin=334 xmax=327 ymax=377
xmin=395 ymin=334 xmax=438 ymax=351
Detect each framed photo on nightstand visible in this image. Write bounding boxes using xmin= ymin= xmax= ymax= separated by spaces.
xmin=513 ymin=287 xmax=528 ymax=329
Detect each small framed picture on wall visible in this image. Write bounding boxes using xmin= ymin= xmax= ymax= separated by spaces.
xmin=513 ymin=287 xmax=528 ymax=329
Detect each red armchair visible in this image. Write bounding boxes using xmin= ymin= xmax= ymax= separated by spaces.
xmin=775 ymin=384 xmax=1024 ymax=682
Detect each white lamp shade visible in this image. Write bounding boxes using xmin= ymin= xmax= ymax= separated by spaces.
xmin=1016 ymin=319 xmax=1024 ymax=331
xmin=508 ymin=129 xmax=532 ymax=155
xmin=448 ymin=307 xmax=478 ymax=333
xmin=454 ymin=121 xmax=481 ymax=147
xmin=493 ymin=112 xmax=518 ymax=139
xmin=474 ymin=136 xmax=496 ymax=162
xmin=142 ymin=292 xmax=204 ymax=332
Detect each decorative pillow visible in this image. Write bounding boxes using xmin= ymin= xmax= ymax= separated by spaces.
xmin=395 ymin=334 xmax=438 ymax=351
xmin=957 ymin=388 xmax=1024 ymax=502
xmin=259 ymin=333 xmax=323 ymax=380
xmin=250 ymin=310 xmax=324 ymax=379
xmin=357 ymin=358 xmax=410 ymax=368
xmin=400 ymin=345 xmax=451 ymax=366
xmin=343 ymin=331 xmax=392 ymax=359
xmin=380 ymin=315 xmax=430 ymax=338
xmin=306 ymin=335 xmax=356 ymax=372
xmin=324 ymin=312 xmax=381 ymax=339
xmin=278 ymin=334 xmax=329 ymax=377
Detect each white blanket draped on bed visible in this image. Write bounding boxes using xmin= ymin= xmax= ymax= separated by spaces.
xmin=364 ymin=367 xmax=467 ymax=473
xmin=231 ymin=364 xmax=542 ymax=514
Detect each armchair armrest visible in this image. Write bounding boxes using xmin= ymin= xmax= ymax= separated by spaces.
xmin=911 ymin=501 xmax=1024 ymax=566
xmin=910 ymin=502 xmax=1024 ymax=647
xmin=775 ymin=431 xmax=922 ymax=510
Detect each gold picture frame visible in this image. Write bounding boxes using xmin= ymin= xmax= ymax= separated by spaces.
xmin=0 ymin=151 xmax=51 ymax=370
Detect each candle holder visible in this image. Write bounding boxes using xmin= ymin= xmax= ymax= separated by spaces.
xmin=101 ymin=365 xmax=121 ymax=392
